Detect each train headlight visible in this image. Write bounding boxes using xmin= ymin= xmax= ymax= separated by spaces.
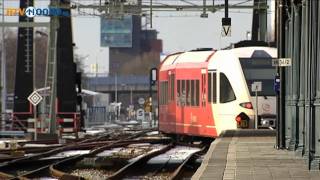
xmin=235 ymin=116 xmax=242 ymax=123
xmin=235 ymin=113 xmax=249 ymax=128
xmin=239 ymin=102 xmax=253 ymax=109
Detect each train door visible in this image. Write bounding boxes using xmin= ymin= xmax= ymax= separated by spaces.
xmin=207 ymin=70 xmax=219 ymax=136
xmin=201 ymin=69 xmax=207 ymax=107
xmin=201 ymin=69 xmax=212 ymax=133
xmin=216 ymin=72 xmax=238 ymax=132
xmin=181 ymin=79 xmax=186 ymax=134
xmin=176 ymin=79 xmax=184 ymax=134
xmin=208 ymin=70 xmax=217 ymax=119
xmin=168 ymin=71 xmax=176 ymax=133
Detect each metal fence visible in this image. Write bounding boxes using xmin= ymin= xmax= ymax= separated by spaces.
xmin=85 ymin=106 xmax=107 ymax=127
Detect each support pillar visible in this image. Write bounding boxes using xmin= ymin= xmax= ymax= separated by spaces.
xmin=296 ymin=0 xmax=306 ymax=156
xmin=314 ymin=0 xmax=320 ymax=170
xmin=309 ymin=0 xmax=320 ymax=170
xmin=290 ymin=2 xmax=302 ymax=151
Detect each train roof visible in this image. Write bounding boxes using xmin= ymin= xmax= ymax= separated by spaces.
xmin=160 ymin=46 xmax=277 ymax=70
xmin=161 ymin=50 xmax=215 ymax=66
xmin=231 ymin=46 xmax=277 ymax=58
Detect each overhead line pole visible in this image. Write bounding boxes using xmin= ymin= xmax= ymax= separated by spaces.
xmin=225 ymin=0 xmax=228 ymax=17
xmin=1 ymin=0 xmax=6 ymax=131
xmin=150 ymin=0 xmax=152 ymax=28
xmin=47 ymin=0 xmax=59 ymax=135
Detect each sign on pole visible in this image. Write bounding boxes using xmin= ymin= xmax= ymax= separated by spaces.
xmin=138 ymin=98 xmax=145 ymax=105
xmin=27 ymin=91 xmax=43 ymax=106
xmin=28 ymin=90 xmax=43 ymax=141
xmin=272 ymin=58 xmax=292 ymax=67
xmin=222 ymin=25 xmax=231 ymax=37
xmin=251 ymin=81 xmax=262 ymax=92
xmin=221 ymin=17 xmax=231 ymax=37
xmin=136 ymin=108 xmax=145 ymax=121
xmin=251 ymin=81 xmax=262 ymax=129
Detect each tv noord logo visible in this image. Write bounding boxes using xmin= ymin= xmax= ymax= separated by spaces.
xmin=25 ymin=6 xmax=70 ymax=17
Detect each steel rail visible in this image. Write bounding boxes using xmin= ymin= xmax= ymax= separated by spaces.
xmin=0 ymin=172 xmax=14 ymax=179
xmin=170 ymin=147 xmax=206 ymax=180
xmin=108 ymin=142 xmax=208 ymax=179
xmin=0 ymin=132 xmax=114 ymax=168
xmin=18 ymin=134 xmax=208 ymax=179
xmin=108 ymin=143 xmax=174 ymax=180
xmin=20 ymin=139 xmax=167 ymax=179
xmin=0 ymin=132 xmax=115 ymax=156
xmin=0 ymin=130 xmax=142 ymax=178
xmin=43 ymin=130 xmax=156 ymax=179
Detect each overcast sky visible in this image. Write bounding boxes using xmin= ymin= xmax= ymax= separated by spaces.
xmin=72 ymin=0 xmax=253 ymax=74
xmin=2 ymin=0 xmax=255 ymax=74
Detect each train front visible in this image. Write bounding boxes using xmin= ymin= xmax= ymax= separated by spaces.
xmin=207 ymin=50 xmax=255 ymax=135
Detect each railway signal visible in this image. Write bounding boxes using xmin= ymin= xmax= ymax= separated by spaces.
xmin=150 ymin=68 xmax=157 ymax=86
xmin=148 ymin=68 xmax=157 ymax=127
xmin=27 ymin=91 xmax=43 ymax=106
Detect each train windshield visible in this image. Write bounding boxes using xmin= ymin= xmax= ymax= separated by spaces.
xmin=239 ymin=57 xmax=276 ymax=96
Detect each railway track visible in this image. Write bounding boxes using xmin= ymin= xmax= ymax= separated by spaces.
xmin=0 ymin=129 xmax=209 ymax=179
xmin=30 ymin=143 xmax=205 ymax=180
xmin=0 ymin=129 xmax=157 ymax=179
xmin=116 ymin=145 xmax=205 ymax=180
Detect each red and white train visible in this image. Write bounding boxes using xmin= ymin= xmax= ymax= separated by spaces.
xmin=158 ymin=46 xmax=275 ymax=138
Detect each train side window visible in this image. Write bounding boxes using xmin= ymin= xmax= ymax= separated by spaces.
xmin=220 ymin=73 xmax=236 ymax=103
xmin=191 ymin=80 xmax=195 ymax=106
xmin=196 ymin=80 xmax=200 ymax=106
xmin=201 ymin=74 xmax=206 ymax=106
xmin=182 ymin=80 xmax=186 ymax=106
xmin=171 ymin=74 xmax=175 ymax=101
xmin=168 ymin=75 xmax=171 ymax=101
xmin=165 ymin=81 xmax=169 ymax=104
xmin=159 ymin=81 xmax=169 ymax=105
xmin=208 ymin=73 xmax=212 ymax=102
xmin=208 ymin=72 xmax=217 ymax=103
xmin=213 ymin=73 xmax=217 ymax=103
xmin=160 ymin=82 xmax=163 ymax=105
xmin=177 ymin=80 xmax=181 ymax=105
xmin=166 ymin=81 xmax=170 ymax=104
xmin=186 ymin=80 xmax=191 ymax=106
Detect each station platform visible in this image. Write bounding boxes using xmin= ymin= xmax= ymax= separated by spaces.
xmin=192 ymin=129 xmax=320 ymax=180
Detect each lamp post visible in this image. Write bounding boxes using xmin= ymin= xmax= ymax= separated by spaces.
xmin=121 ymin=83 xmax=133 ymax=106
xmin=130 ymin=86 xmax=133 ymax=105
xmin=115 ymin=73 xmax=117 ymax=103
xmin=95 ymin=63 xmax=98 ymax=92
xmin=95 ymin=49 xmax=103 ymax=92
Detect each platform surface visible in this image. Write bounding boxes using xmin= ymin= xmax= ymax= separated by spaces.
xmin=192 ymin=129 xmax=320 ymax=180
